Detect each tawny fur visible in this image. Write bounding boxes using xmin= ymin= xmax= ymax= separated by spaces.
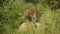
xmin=18 ymin=7 xmax=39 ymax=31
xmin=26 ymin=7 xmax=39 ymax=22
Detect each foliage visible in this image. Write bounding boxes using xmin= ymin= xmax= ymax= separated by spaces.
xmin=0 ymin=0 xmax=60 ymax=34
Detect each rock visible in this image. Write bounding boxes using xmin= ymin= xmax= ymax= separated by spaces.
xmin=18 ymin=22 xmax=41 ymax=31
xmin=18 ymin=22 xmax=33 ymax=31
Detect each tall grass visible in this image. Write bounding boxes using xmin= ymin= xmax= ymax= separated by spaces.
xmin=0 ymin=0 xmax=60 ymax=34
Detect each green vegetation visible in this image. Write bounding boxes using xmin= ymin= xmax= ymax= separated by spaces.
xmin=0 ymin=0 xmax=60 ymax=34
